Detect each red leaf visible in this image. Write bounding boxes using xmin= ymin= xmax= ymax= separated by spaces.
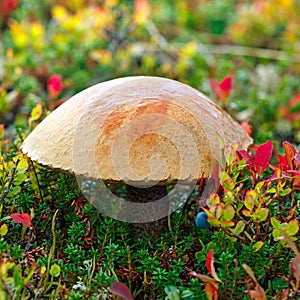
xmin=10 ymin=213 xmax=32 ymax=228
xmin=0 ymin=0 xmax=18 ymax=16
xmin=47 ymin=74 xmax=63 ymax=100
xmin=254 ymin=141 xmax=273 ymax=176
xmin=283 ymin=141 xmax=297 ymax=170
xmin=5 ymin=0 xmax=18 ymax=11
xmin=237 ymin=149 xmax=254 ymax=169
xmin=205 ymin=250 xmax=221 ymax=282
xmin=109 ymin=282 xmax=134 ymax=300
xmin=210 ymin=76 xmax=232 ymax=104
xmin=219 ymin=76 xmax=232 ymax=96
xmin=277 ymin=154 xmax=289 ymax=172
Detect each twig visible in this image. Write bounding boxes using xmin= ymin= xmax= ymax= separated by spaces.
xmin=135 ymin=40 xmax=300 ymax=63
xmin=28 ymin=160 xmax=44 ymax=202
xmin=208 ymin=44 xmax=300 ymax=62
xmin=0 ymin=159 xmax=20 ymax=205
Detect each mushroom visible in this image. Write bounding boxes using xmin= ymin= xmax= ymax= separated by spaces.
xmin=21 ymin=76 xmax=252 ymax=239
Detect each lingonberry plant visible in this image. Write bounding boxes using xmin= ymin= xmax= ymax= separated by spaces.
xmin=202 ymin=140 xmax=299 ymax=251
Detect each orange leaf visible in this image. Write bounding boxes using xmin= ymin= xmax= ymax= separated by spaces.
xmin=204 ymin=282 xmax=218 ymax=300
xmin=289 ymin=93 xmax=300 ymax=107
xmin=134 ymin=0 xmax=151 ymax=25
xmin=0 ymin=124 xmax=4 ymax=139
xmin=283 ymin=141 xmax=297 ymax=170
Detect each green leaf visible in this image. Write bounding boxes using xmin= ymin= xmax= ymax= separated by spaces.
xmin=272 ymin=228 xmax=281 ymax=240
xmin=254 ymin=208 xmax=269 ymax=222
xmin=219 ymin=171 xmax=235 ymax=190
xmin=208 ymin=216 xmax=221 ymax=227
xmin=279 ymin=188 xmax=292 ymax=197
xmin=50 ymin=264 xmax=61 ymax=277
xmin=255 ymin=181 xmax=264 ymax=191
xmin=231 ymin=221 xmax=245 ymax=235
xmin=268 ymin=187 xmax=277 ymax=194
xmin=244 ymin=191 xmax=255 ymax=211
xmin=244 ymin=231 xmax=254 ymax=242
xmin=221 ymin=220 xmax=235 ymax=228
xmin=208 ymin=193 xmax=220 ymax=206
xmin=286 ymin=219 xmax=299 ymax=236
xmin=167 ymin=290 xmax=180 ymax=300
xmin=279 ymin=223 xmax=287 ymax=231
xmin=252 ymin=241 xmax=264 ymax=252
xmin=165 ymin=286 xmax=180 ymax=300
xmin=222 ymin=205 xmax=235 ymax=221
xmin=271 ymin=277 xmax=289 ymax=291
xmin=0 ymin=224 xmax=8 ymax=236
xmin=8 ymin=186 xmax=21 ymax=197
xmin=182 ymin=290 xmax=194 ymax=298
xmin=271 ymin=217 xmax=280 ymax=229
xmin=13 ymin=266 xmax=23 ymax=288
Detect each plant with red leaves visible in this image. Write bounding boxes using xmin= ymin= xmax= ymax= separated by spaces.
xmin=190 ymin=249 xmax=222 ymax=300
xmin=201 ymin=140 xmax=299 ymax=253
xmin=209 ymin=76 xmax=232 ymax=105
xmin=237 ymin=140 xmax=273 ymax=184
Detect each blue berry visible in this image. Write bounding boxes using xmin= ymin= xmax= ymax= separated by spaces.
xmin=196 ymin=211 xmax=210 ymax=229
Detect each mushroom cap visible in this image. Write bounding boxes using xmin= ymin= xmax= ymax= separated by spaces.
xmin=21 ymin=76 xmax=252 ymax=185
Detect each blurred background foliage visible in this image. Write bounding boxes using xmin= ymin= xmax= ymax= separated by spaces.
xmin=1 ymin=0 xmax=300 ymax=145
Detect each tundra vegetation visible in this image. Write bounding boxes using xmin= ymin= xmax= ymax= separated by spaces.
xmin=0 ymin=0 xmax=300 ymax=299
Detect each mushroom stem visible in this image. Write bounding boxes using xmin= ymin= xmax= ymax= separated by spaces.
xmin=126 ymin=185 xmax=169 ymax=240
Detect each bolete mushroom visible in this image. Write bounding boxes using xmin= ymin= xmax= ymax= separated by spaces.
xmin=21 ymin=76 xmax=252 ymax=239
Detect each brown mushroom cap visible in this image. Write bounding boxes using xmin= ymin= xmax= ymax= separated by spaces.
xmin=21 ymin=76 xmax=252 ymax=185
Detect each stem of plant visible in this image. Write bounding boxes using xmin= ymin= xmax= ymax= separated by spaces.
xmin=28 ymin=160 xmax=44 ymax=203
xmin=44 ymin=209 xmax=58 ymax=290
xmin=0 ymin=158 xmax=19 ymax=205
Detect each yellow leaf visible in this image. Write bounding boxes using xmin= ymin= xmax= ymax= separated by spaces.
xmin=30 ymin=21 xmax=45 ymax=51
xmin=40 ymin=265 xmax=46 ymax=275
xmin=89 ymin=50 xmax=112 ymax=64
xmin=0 ymin=224 xmax=8 ymax=236
xmin=31 ymin=103 xmax=43 ymax=121
xmin=52 ymin=5 xmax=69 ymax=22
xmin=9 ymin=20 xmax=29 ymax=48
xmin=105 ymin=0 xmax=118 ymax=7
